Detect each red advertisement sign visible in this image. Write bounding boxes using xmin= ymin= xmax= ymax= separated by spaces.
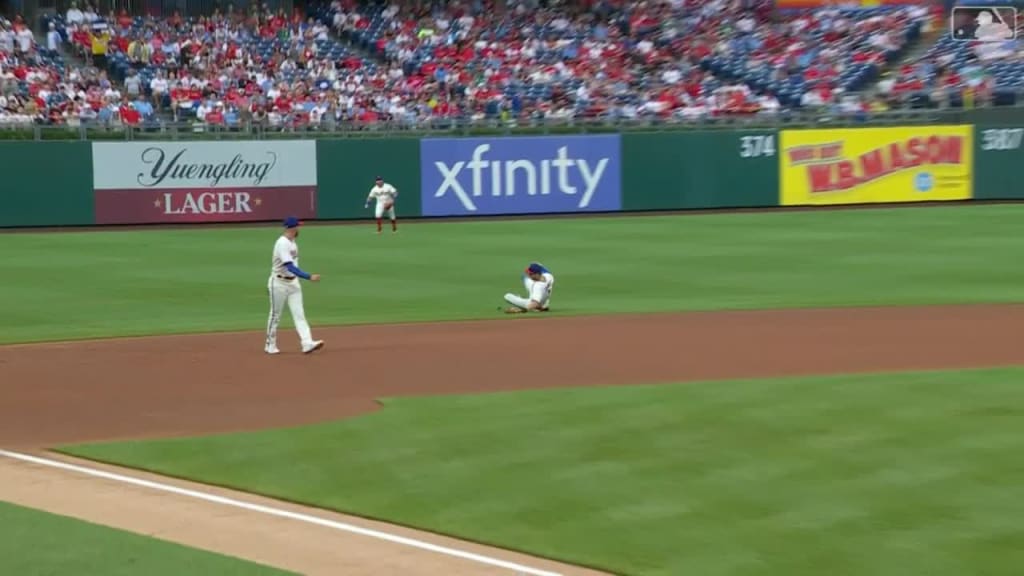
xmin=94 ymin=187 xmax=317 ymax=224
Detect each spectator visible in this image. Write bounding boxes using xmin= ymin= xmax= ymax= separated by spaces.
xmin=66 ymin=2 xmax=85 ymax=26
xmin=127 ymin=35 xmax=152 ymax=67
xmin=195 ymin=96 xmax=214 ymax=122
xmin=32 ymin=0 xmax=941 ymax=129
xmin=0 ymin=20 xmax=13 ymax=54
xmin=14 ymin=20 xmax=34 ymax=56
xmin=224 ymin=103 xmax=240 ymax=126
xmin=102 ymin=76 xmax=121 ymax=101
xmin=118 ymin=96 xmax=141 ymax=125
xmin=132 ymin=93 xmax=154 ymax=120
xmin=758 ymin=92 xmax=781 ymax=115
xmin=78 ymin=100 xmax=98 ymax=123
xmin=205 ymin=102 xmax=226 ymax=126
xmin=123 ymin=69 xmax=142 ymax=100
xmin=150 ymin=70 xmax=168 ymax=111
xmin=89 ymin=25 xmax=111 ymax=71
xmin=46 ymin=23 xmax=61 ymax=53
xmin=83 ymin=5 xmax=99 ymax=24
xmin=69 ymin=23 xmax=90 ymax=59
xmin=97 ymin=97 xmax=116 ymax=123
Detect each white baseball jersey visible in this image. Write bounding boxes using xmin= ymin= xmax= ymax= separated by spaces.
xmin=368 ymin=182 xmax=397 ymax=204
xmin=271 ymin=235 xmax=299 ymax=277
xmin=530 ymin=272 xmax=555 ymax=305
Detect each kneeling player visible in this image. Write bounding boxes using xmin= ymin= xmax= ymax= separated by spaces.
xmin=504 ymin=262 xmax=554 ymax=313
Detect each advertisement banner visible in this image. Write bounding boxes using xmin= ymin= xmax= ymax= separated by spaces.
xmin=92 ymin=141 xmax=317 ymax=224
xmin=419 ymin=135 xmax=621 ymax=217
xmin=780 ymin=126 xmax=973 ymax=206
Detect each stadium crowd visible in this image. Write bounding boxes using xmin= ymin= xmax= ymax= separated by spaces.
xmin=0 ymin=0 xmax=1016 ymax=128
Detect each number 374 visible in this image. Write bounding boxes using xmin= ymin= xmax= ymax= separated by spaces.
xmin=740 ymin=135 xmax=776 ymax=158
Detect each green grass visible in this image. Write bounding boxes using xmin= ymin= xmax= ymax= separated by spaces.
xmin=0 ymin=500 xmax=293 ymax=575
xmin=3 ymin=203 xmax=1024 ymax=344
xmin=61 ymin=367 xmax=1024 ymax=576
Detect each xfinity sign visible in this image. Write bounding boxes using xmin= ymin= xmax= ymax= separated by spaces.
xmin=420 ymin=135 xmax=621 ymax=216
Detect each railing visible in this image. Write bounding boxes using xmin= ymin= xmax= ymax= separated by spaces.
xmin=0 ymin=107 xmax=985 ymax=141
xmin=47 ymin=0 xmax=291 ymax=18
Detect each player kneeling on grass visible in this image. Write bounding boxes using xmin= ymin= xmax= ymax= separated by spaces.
xmin=504 ymin=263 xmax=554 ymax=314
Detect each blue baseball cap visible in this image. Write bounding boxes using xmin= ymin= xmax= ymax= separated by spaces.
xmin=283 ymin=216 xmax=302 ymax=229
xmin=526 ymin=263 xmax=544 ymax=274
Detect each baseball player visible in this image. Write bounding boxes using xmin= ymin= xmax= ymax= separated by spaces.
xmin=365 ymin=176 xmax=398 ymax=234
xmin=265 ymin=216 xmax=324 ymax=355
xmin=503 ymin=262 xmax=554 ymax=313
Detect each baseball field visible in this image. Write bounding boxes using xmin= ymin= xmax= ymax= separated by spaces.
xmin=2 ymin=204 xmax=1024 ymax=575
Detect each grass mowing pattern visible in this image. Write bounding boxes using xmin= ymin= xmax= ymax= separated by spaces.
xmin=4 ymin=204 xmax=1024 ymax=344
xmin=62 ymin=367 xmax=1024 ymax=576
xmin=0 ymin=500 xmax=294 ymax=576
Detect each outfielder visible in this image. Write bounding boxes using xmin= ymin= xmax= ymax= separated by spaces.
xmin=503 ymin=262 xmax=554 ymax=313
xmin=365 ymin=176 xmax=398 ymax=234
xmin=265 ymin=216 xmax=324 ymax=355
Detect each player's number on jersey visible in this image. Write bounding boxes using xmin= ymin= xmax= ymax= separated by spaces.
xmin=740 ymin=135 xmax=776 ymax=158
xmin=981 ymin=128 xmax=1024 ymax=151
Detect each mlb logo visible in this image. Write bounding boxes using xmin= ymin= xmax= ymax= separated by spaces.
xmin=951 ymin=6 xmax=1017 ymax=41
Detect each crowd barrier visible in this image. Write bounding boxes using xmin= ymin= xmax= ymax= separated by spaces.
xmin=0 ymin=123 xmax=1018 ymax=228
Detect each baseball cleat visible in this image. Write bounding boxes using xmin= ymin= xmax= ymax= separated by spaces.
xmin=302 ymin=340 xmax=324 ymax=354
xmin=265 ymin=346 xmax=280 ymax=355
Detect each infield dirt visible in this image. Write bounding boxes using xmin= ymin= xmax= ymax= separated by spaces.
xmin=2 ymin=304 xmax=1023 ymax=575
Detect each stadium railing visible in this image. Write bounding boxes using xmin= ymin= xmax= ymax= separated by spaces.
xmin=0 ymin=106 xmax=1008 ymax=142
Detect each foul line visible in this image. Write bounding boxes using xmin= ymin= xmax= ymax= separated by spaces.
xmin=0 ymin=450 xmax=562 ymax=576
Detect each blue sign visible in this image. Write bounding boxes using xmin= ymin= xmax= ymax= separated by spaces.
xmin=914 ymin=172 xmax=934 ymax=192
xmin=420 ymin=135 xmax=622 ymax=216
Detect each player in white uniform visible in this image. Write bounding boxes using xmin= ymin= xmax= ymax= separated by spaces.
xmin=503 ymin=262 xmax=554 ymax=313
xmin=365 ymin=176 xmax=398 ymax=234
xmin=265 ymin=216 xmax=324 ymax=355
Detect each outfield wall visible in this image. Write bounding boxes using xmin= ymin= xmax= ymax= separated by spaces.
xmin=0 ymin=142 xmax=94 ymax=227
xmin=1 ymin=124 xmax=1019 ymax=228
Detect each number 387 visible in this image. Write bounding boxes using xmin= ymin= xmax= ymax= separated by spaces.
xmin=982 ymin=129 xmax=1024 ymax=151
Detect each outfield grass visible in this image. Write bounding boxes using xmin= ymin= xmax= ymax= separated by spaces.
xmin=0 ymin=500 xmax=293 ymax=576
xmin=3 ymin=204 xmax=1024 ymax=344
xmin=61 ymin=367 xmax=1024 ymax=576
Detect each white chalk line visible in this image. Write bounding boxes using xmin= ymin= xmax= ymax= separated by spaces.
xmin=0 ymin=450 xmax=562 ymax=576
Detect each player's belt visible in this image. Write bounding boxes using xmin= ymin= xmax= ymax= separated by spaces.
xmin=276 ymin=275 xmax=296 ymax=281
